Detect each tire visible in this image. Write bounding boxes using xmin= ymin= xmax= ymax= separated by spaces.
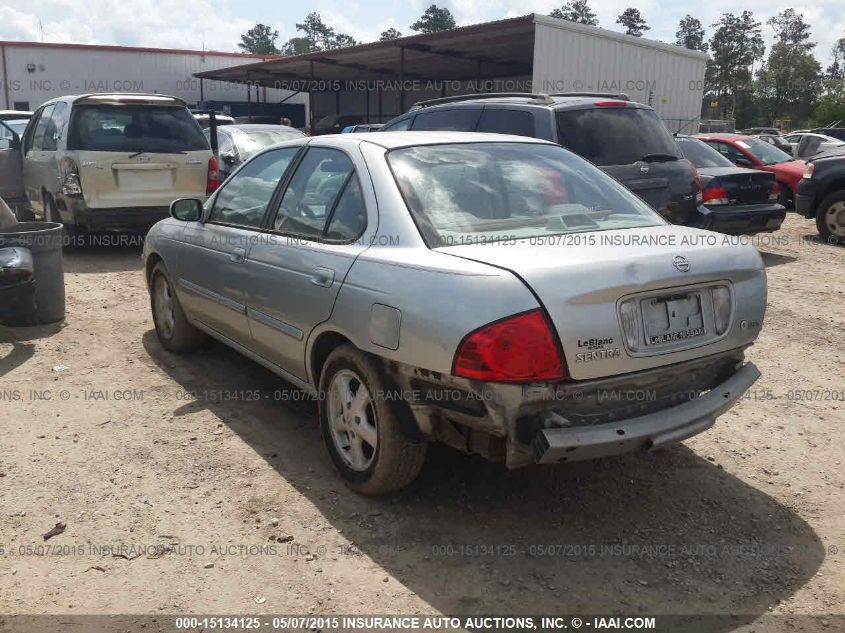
xmin=149 ymin=262 xmax=204 ymax=352
xmin=318 ymin=344 xmax=427 ymax=495
xmin=815 ymin=190 xmax=845 ymax=245
xmin=777 ymin=183 xmax=792 ymax=211
xmin=45 ymin=195 xmax=76 ymax=241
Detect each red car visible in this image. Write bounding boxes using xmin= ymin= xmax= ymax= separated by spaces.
xmin=694 ymin=133 xmax=805 ymax=208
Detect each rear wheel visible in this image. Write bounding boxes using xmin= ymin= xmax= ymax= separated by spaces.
xmin=150 ymin=262 xmax=204 ymax=352
xmin=318 ymin=344 xmax=427 ymax=495
xmin=44 ymin=195 xmax=76 ymax=242
xmin=816 ymin=191 xmax=845 ymax=245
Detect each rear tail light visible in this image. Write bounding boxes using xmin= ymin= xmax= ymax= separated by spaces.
xmin=452 ymin=309 xmax=566 ymax=383
xmin=803 ymin=163 xmax=815 ymax=179
xmin=769 ymin=181 xmax=780 ymax=202
xmin=711 ymin=285 xmax=732 ymax=335
xmin=701 ymin=186 xmax=730 ymax=205
xmin=61 ymin=159 xmax=83 ymax=197
xmin=594 ymin=100 xmax=628 ymax=107
xmin=206 ymin=156 xmax=220 ymax=195
xmin=689 ymin=161 xmax=703 ymax=205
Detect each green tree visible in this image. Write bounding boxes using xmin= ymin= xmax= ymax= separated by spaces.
xmin=616 ymin=8 xmax=649 ymax=37
xmin=549 ymin=0 xmax=598 ymax=26
xmin=705 ymin=12 xmax=766 ymax=121
xmin=755 ymin=9 xmax=820 ymax=123
xmin=826 ymin=38 xmax=845 ymax=82
xmin=380 ymin=27 xmax=403 ymax=41
xmin=410 ymin=5 xmax=456 ymax=33
xmin=238 ymin=24 xmax=280 ymax=55
xmin=675 ymin=15 xmax=707 ymax=52
xmin=280 ymin=12 xmax=358 ymax=55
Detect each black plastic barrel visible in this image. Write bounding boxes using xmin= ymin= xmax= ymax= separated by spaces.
xmin=0 ymin=222 xmax=65 ymax=324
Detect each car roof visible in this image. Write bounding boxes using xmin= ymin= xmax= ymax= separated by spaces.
xmin=349 ymin=130 xmax=557 ymax=149
xmin=37 ymin=93 xmax=187 ymax=108
xmin=224 ymin=124 xmax=304 ymax=133
xmin=695 ymin=133 xmax=753 ymax=142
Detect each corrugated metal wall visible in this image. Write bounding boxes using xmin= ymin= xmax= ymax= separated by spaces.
xmin=0 ymin=44 xmax=308 ymax=114
xmin=532 ymin=16 xmax=707 ymax=133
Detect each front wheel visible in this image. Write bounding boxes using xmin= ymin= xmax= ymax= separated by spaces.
xmin=318 ymin=344 xmax=427 ymax=495
xmin=815 ymin=191 xmax=845 ymax=245
xmin=150 ymin=262 xmax=204 ymax=352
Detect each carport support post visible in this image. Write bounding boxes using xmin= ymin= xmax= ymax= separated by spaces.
xmin=246 ymin=72 xmax=252 ymax=122
xmin=399 ymin=46 xmax=405 ymax=113
xmin=309 ymin=61 xmax=316 ymax=136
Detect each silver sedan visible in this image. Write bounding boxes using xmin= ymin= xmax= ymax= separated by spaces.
xmin=143 ymin=132 xmax=767 ymax=495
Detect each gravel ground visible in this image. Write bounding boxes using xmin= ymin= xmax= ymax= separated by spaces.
xmin=0 ymin=214 xmax=843 ymax=631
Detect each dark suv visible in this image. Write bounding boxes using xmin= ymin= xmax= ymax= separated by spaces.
xmin=381 ymin=93 xmax=703 ymax=226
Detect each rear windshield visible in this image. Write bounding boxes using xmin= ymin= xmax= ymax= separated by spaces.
xmin=675 ymin=137 xmax=734 ymax=168
xmin=67 ymin=105 xmax=208 ymax=153
xmin=231 ymin=128 xmax=305 ymax=159
xmin=388 ymin=142 xmax=663 ymax=247
xmin=556 ymin=107 xmax=680 ymax=166
xmin=739 ymin=137 xmax=792 ymax=165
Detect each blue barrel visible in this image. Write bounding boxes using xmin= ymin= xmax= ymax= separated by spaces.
xmin=0 ymin=222 xmax=65 ymax=324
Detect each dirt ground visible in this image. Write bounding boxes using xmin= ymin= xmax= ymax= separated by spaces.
xmin=1 ymin=214 xmax=843 ymax=630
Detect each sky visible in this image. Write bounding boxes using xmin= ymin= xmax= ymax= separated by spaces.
xmin=1 ymin=0 xmax=843 ymax=67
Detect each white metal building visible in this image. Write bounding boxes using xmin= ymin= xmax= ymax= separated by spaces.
xmin=0 ymin=41 xmax=309 ymax=120
xmin=197 ymin=13 xmax=708 ymax=134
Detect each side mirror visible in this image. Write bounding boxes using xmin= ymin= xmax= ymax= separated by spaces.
xmin=0 ymin=138 xmax=11 ymax=151
xmin=170 ymin=198 xmax=203 ymax=222
xmin=220 ymin=151 xmax=237 ymax=166
xmin=735 ymin=158 xmax=753 ymax=168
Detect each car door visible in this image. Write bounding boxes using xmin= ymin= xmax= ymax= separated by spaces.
xmin=0 ymin=122 xmax=24 ymax=205
xmin=177 ymin=145 xmax=301 ymax=346
xmin=21 ymin=104 xmax=55 ymax=215
xmin=243 ymin=143 xmax=372 ymax=380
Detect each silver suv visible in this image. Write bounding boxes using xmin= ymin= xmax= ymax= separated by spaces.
xmin=13 ymin=94 xmax=216 ymax=232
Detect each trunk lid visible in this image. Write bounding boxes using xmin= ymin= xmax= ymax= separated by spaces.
xmin=601 ymin=159 xmax=699 ymax=225
xmin=699 ymin=167 xmax=774 ymax=205
xmin=437 ymin=225 xmax=766 ymax=380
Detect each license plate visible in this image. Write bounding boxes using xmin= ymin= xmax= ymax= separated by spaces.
xmin=642 ymin=292 xmax=705 ymax=346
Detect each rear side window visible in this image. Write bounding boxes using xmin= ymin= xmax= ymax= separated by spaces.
xmin=477 ymin=109 xmax=535 ymax=137
xmin=381 ymin=117 xmax=412 ymax=132
xmin=273 ymin=148 xmax=355 ymax=239
xmin=411 ymin=109 xmax=480 ymax=132
xmin=67 ymin=105 xmax=209 ymax=153
xmin=555 ymin=107 xmax=679 ymax=166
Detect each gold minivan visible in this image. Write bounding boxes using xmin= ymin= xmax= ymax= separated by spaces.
xmin=19 ymin=94 xmax=218 ymax=232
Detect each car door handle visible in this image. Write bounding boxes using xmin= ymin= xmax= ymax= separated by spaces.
xmin=311 ymin=267 xmax=335 ymax=287
xmin=229 ymin=247 xmax=246 ymax=263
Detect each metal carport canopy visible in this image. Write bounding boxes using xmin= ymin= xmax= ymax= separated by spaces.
xmin=193 ymin=14 xmax=536 ymax=86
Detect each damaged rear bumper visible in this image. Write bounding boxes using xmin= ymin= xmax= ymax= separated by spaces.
xmin=531 ymin=362 xmax=760 ymax=464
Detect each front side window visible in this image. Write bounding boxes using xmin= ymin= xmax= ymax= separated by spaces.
xmin=209 ymin=147 xmax=299 ymax=227
xmin=272 ymin=148 xmax=354 ymax=239
xmin=382 ymin=117 xmax=412 ymax=132
xmin=67 ymin=105 xmax=208 ymax=153
xmin=389 ymin=142 xmax=663 ymax=247
xmin=42 ymin=102 xmax=68 ymax=151
xmin=708 ymin=141 xmax=752 ymax=164
xmin=556 ymin=107 xmax=680 ymax=166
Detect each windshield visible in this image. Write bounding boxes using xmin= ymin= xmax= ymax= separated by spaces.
xmin=675 ymin=137 xmax=734 ymax=168
xmin=67 ymin=105 xmax=208 ymax=153
xmin=231 ymin=128 xmax=305 ymax=159
xmin=739 ymin=137 xmax=792 ymax=165
xmin=555 ymin=107 xmax=680 ymax=166
xmin=388 ymin=143 xmax=664 ymax=247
